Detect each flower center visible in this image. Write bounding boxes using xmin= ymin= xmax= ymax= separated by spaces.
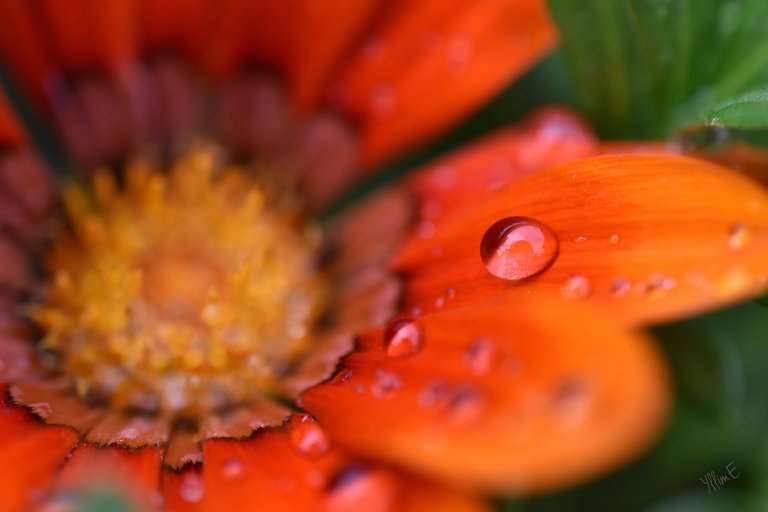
xmin=32 ymin=144 xmax=326 ymax=418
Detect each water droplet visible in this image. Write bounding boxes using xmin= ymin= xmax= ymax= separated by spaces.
xmin=480 ymin=217 xmax=558 ymax=281
xmin=353 ymin=383 xmax=367 ymax=394
xmin=442 ymin=385 xmax=485 ymax=426
xmin=383 ymin=318 xmax=422 ymax=358
xmin=446 ymin=287 xmax=456 ymax=300
xmin=417 ymin=221 xmax=436 ymax=239
xmin=573 ymin=235 xmax=588 ymax=243
xmin=221 ymin=457 xmax=246 ymax=480
xmin=370 ymin=83 xmax=397 ymax=120
xmin=446 ymin=35 xmax=474 ymax=74
xmin=561 ymin=274 xmax=592 ymax=299
xmin=728 ymin=223 xmax=752 ymax=250
xmin=553 ymin=377 xmax=592 ymax=425
xmin=289 ymin=414 xmax=331 ymax=457
xmin=178 ymin=472 xmax=204 ymax=502
xmin=332 ymin=367 xmax=353 ymax=385
xmin=462 ymin=337 xmax=496 ymax=375
xmin=609 ymin=233 xmax=620 ymax=245
xmin=434 ymin=296 xmax=445 ymax=309
xmin=641 ymin=274 xmax=675 ymax=299
xmin=417 ymin=378 xmax=451 ymax=408
xmin=325 ymin=464 xmax=397 ymax=512
xmin=610 ymin=277 xmax=632 ymax=297
xmin=371 ymin=369 xmax=403 ymax=400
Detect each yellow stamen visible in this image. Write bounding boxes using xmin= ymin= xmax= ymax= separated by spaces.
xmin=32 ymin=144 xmax=325 ymax=417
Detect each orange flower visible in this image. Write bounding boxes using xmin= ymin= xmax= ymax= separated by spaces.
xmin=0 ymin=1 xmax=766 ymax=511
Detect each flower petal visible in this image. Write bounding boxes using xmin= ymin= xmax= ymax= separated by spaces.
xmin=0 ymin=404 xmax=79 ymax=512
xmin=329 ymin=0 xmax=558 ymax=168
xmin=397 ymin=154 xmax=768 ymax=326
xmin=0 ymin=91 xmax=25 ymax=146
xmin=301 ymin=294 xmax=670 ymax=495
xmin=190 ymin=425 xmax=488 ymax=511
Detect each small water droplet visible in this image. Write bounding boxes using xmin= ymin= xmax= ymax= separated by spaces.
xmin=641 ymin=274 xmax=675 ymax=299
xmin=370 ymin=83 xmax=397 ymax=119
xmin=462 ymin=337 xmax=496 ymax=375
xmin=434 ymin=296 xmax=445 ymax=309
xmin=178 ymin=472 xmax=204 ymax=502
xmin=289 ymin=414 xmax=331 ymax=457
xmin=221 ymin=457 xmax=246 ymax=480
xmin=417 ymin=378 xmax=451 ymax=408
xmin=610 ymin=277 xmax=632 ymax=297
xmin=553 ymin=377 xmax=592 ymax=425
xmin=609 ymin=233 xmax=620 ymax=245
xmin=480 ymin=217 xmax=559 ymax=281
xmin=442 ymin=385 xmax=485 ymax=426
xmin=332 ymin=367 xmax=353 ymax=385
xmin=325 ymin=464 xmax=397 ymax=512
xmin=371 ymin=369 xmax=403 ymax=400
xmin=728 ymin=223 xmax=752 ymax=250
xmin=573 ymin=235 xmax=588 ymax=243
xmin=446 ymin=287 xmax=456 ymax=300
xmin=353 ymin=384 xmax=367 ymax=394
xmin=561 ymin=274 xmax=592 ymax=299
xmin=417 ymin=221 xmax=436 ymax=239
xmin=383 ymin=318 xmax=422 ymax=358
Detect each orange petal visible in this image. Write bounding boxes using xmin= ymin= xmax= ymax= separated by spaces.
xmin=0 ymin=91 xmax=25 ymax=146
xmin=139 ymin=0 xmax=207 ymax=58
xmin=396 ymin=154 xmax=768 ymax=326
xmin=0 ymin=406 xmax=79 ymax=512
xmin=408 ymin=108 xmax=597 ymax=226
xmin=205 ymin=0 xmax=380 ymax=111
xmin=0 ymin=1 xmax=54 ymax=105
xmin=302 ymin=294 xmax=670 ymax=495
xmin=35 ymin=0 xmax=137 ymax=72
xmin=57 ymin=444 xmax=162 ymax=500
xmin=329 ymin=0 xmax=558 ymax=168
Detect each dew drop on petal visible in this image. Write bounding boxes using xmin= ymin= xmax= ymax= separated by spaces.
xmin=609 ymin=233 xmax=620 ymax=245
xmin=445 ymin=287 xmax=456 ymax=300
xmin=371 ymin=369 xmax=403 ymax=400
xmin=573 ymin=235 xmax=588 ymax=243
xmin=289 ymin=414 xmax=331 ymax=457
xmin=462 ymin=337 xmax=496 ymax=375
xmin=417 ymin=378 xmax=451 ymax=408
xmin=480 ymin=217 xmax=558 ymax=281
xmin=728 ymin=223 xmax=752 ymax=250
xmin=325 ymin=464 xmax=397 ymax=512
xmin=610 ymin=277 xmax=632 ymax=297
xmin=221 ymin=457 xmax=246 ymax=480
xmin=442 ymin=385 xmax=485 ymax=426
xmin=416 ymin=221 xmax=436 ymax=240
xmin=383 ymin=318 xmax=422 ymax=358
xmin=178 ymin=472 xmax=204 ymax=503
xmin=553 ymin=377 xmax=592 ymax=425
xmin=561 ymin=274 xmax=592 ymax=299
xmin=641 ymin=274 xmax=676 ymax=299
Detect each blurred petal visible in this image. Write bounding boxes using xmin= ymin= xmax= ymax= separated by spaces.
xmin=330 ymin=0 xmax=558 ymax=168
xmin=302 ymin=295 xmax=670 ymax=494
xmin=0 ymin=404 xmax=79 ymax=512
xmin=139 ymin=0 xmax=207 ymax=57
xmin=0 ymin=90 xmax=25 ymax=146
xmin=397 ymin=154 xmax=768 ymax=325
xmin=408 ymin=108 xmax=597 ymax=225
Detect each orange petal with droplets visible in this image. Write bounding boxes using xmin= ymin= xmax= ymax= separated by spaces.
xmin=0 ymin=406 xmax=79 ymax=512
xmin=397 ymin=154 xmax=768 ymax=326
xmin=330 ymin=0 xmax=558 ymax=168
xmin=302 ymin=295 xmax=670 ymax=495
xmin=163 ymin=424 xmax=490 ymax=511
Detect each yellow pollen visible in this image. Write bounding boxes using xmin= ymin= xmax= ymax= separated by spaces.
xmin=32 ymin=145 xmax=326 ymax=417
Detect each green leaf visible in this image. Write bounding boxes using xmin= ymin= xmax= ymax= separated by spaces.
xmin=706 ymin=86 xmax=768 ymax=129
xmin=548 ymin=0 xmax=768 ymax=138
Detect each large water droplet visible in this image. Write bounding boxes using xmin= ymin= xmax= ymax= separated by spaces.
xmin=371 ymin=369 xmax=403 ymax=400
xmin=383 ymin=318 xmax=422 ymax=358
xmin=462 ymin=337 xmax=496 ymax=375
xmin=480 ymin=217 xmax=558 ymax=281
xmin=561 ymin=274 xmax=592 ymax=299
xmin=289 ymin=414 xmax=331 ymax=457
xmin=728 ymin=223 xmax=752 ymax=250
